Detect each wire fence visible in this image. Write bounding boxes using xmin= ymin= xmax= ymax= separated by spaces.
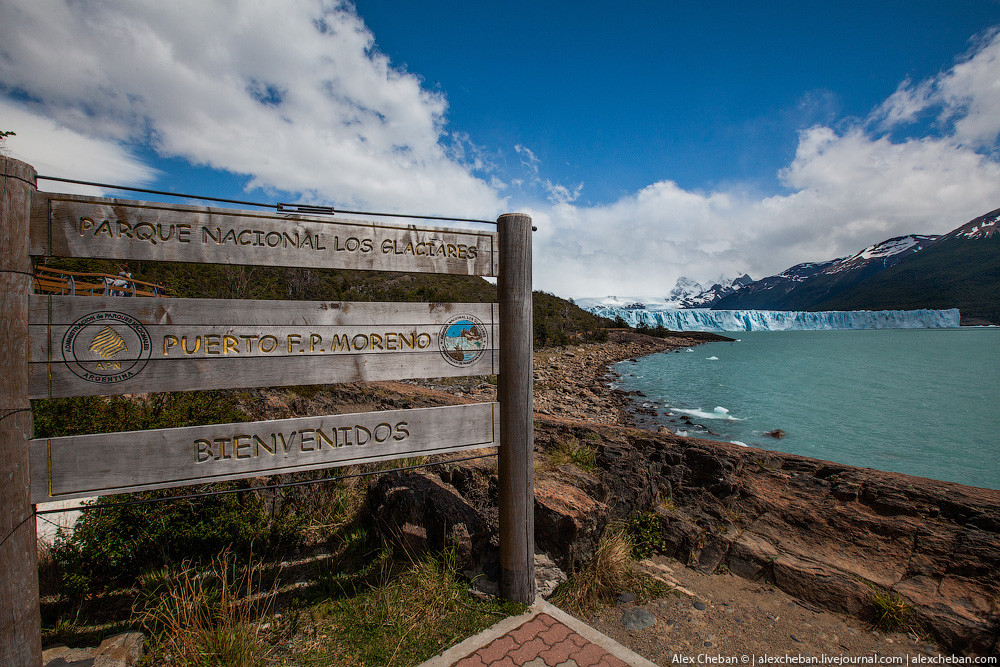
xmin=36 ymin=174 xmax=498 ymax=225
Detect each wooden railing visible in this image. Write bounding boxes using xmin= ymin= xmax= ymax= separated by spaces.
xmin=33 ymin=266 xmax=170 ymax=298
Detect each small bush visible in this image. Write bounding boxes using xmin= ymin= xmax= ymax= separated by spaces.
xmin=548 ymin=437 xmax=597 ymax=472
xmin=867 ymin=586 xmax=912 ymax=633
xmin=309 ymin=549 xmax=525 ymax=666
xmin=628 ymin=511 xmax=669 ymax=559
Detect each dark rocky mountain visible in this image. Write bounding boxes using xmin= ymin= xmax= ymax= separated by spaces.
xmin=816 ymin=208 xmax=1000 ymax=325
xmin=935 ymin=207 xmax=1000 ymax=241
xmin=713 ymin=234 xmax=939 ymax=311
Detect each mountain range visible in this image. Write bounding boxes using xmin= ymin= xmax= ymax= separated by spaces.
xmin=710 ymin=234 xmax=940 ymax=311
xmin=581 ymin=207 xmax=999 ymax=325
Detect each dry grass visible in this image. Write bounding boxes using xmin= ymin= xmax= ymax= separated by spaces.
xmin=543 ymin=436 xmax=598 ymax=472
xmin=553 ymin=523 xmax=663 ymax=615
xmin=139 ymin=551 xmax=277 ymax=667
xmin=867 ymin=586 xmax=912 ymax=633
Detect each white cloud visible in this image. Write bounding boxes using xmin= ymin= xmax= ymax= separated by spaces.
xmin=872 ymin=29 xmax=1000 ymax=148
xmin=514 ymin=144 xmax=540 ymax=174
xmin=533 ymin=121 xmax=1000 ymax=298
xmin=0 ymin=0 xmax=504 ymax=215
xmin=543 ymin=180 xmax=583 ymax=205
xmin=0 ymin=99 xmax=158 ymax=195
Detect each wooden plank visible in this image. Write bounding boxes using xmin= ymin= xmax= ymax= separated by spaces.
xmin=29 ymin=296 xmax=499 ymax=398
xmin=1 ymin=156 xmax=42 ymax=665
xmin=30 ymin=403 xmax=499 ymax=503
xmin=30 ymin=191 xmax=498 ymax=276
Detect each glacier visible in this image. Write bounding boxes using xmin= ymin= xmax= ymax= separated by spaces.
xmin=588 ymin=307 xmax=961 ymax=332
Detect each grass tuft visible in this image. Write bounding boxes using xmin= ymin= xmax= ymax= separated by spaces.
xmin=138 ymin=551 xmax=276 ymax=667
xmin=547 ymin=436 xmax=598 ymax=472
xmin=303 ymin=549 xmax=525 ymax=666
xmin=552 ymin=523 xmax=665 ymax=615
xmin=867 ymin=585 xmax=912 ymax=633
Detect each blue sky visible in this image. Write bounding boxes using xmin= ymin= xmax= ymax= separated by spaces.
xmin=3 ymin=1 xmax=1000 ymax=298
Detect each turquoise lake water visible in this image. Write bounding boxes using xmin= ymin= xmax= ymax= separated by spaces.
xmin=613 ymin=328 xmax=999 ymax=490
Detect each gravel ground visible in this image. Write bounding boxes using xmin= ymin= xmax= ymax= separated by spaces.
xmin=576 ymin=556 xmax=944 ymax=665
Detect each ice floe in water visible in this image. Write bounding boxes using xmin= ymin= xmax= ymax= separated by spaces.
xmin=673 ymin=406 xmax=742 ymax=421
xmin=731 ymin=441 xmax=749 ymax=447
xmin=706 ymin=356 xmax=719 ymax=360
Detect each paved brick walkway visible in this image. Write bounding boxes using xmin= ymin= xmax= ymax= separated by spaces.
xmin=453 ymin=612 xmax=629 ymax=667
xmin=421 ymin=600 xmax=657 ymax=667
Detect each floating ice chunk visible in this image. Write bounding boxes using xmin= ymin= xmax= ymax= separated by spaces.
xmin=674 ymin=407 xmax=742 ymax=421
xmin=685 ymin=348 xmax=694 ymax=352
xmin=731 ymin=441 xmax=749 ymax=447
xmin=713 ymin=406 xmax=729 ymax=414
xmin=706 ymin=356 xmax=719 ymax=360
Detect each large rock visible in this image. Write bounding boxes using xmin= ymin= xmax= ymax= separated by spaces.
xmin=43 ymin=632 xmax=144 ymax=667
xmin=534 ymin=477 xmax=609 ymax=572
xmin=368 ymin=470 xmax=491 ymax=574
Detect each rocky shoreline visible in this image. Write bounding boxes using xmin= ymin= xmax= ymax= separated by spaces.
xmin=369 ymin=330 xmax=1000 ymax=657
xmin=532 ymin=329 xmax=734 ymax=425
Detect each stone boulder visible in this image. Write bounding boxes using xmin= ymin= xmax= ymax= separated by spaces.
xmin=368 ymin=470 xmax=491 ymax=575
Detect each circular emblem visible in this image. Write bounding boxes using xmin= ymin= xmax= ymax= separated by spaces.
xmin=438 ymin=315 xmax=488 ymax=367
xmin=61 ymin=311 xmax=152 ymax=384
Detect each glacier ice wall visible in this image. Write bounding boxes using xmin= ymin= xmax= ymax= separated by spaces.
xmin=588 ymin=307 xmax=961 ymax=332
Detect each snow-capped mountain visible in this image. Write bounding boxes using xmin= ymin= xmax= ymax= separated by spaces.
xmin=678 ymin=274 xmax=753 ymax=308
xmin=819 ymin=207 xmax=1000 ymax=324
xmin=824 ymin=235 xmax=938 ymax=275
xmin=582 ymin=206 xmax=999 ymax=326
xmin=573 ymin=295 xmax=675 ymax=311
xmin=665 ymin=277 xmax=706 ymax=303
xmin=937 ymin=208 xmax=999 ymax=241
xmin=713 ymin=235 xmax=940 ymax=311
xmin=578 ymin=274 xmax=754 ymax=311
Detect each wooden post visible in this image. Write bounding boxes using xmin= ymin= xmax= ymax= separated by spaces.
xmin=1 ymin=157 xmax=42 ymax=664
xmin=497 ymin=212 xmax=535 ymax=603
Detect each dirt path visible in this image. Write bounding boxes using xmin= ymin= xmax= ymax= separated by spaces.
xmin=578 ymin=557 xmax=943 ymax=665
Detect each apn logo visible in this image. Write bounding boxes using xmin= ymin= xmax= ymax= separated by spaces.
xmin=89 ymin=326 xmax=128 ymax=370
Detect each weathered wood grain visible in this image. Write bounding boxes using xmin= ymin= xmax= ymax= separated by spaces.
xmin=497 ymin=212 xmax=535 ymax=603
xmin=30 ymin=191 xmax=498 ymax=276
xmin=30 ymin=403 xmax=498 ymax=503
xmin=29 ymin=296 xmax=498 ymax=398
xmin=1 ymin=157 xmax=42 ymax=665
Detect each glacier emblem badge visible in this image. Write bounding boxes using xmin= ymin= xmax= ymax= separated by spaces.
xmin=438 ymin=315 xmax=488 ymax=367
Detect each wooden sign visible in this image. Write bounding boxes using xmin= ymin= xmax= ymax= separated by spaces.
xmin=29 ymin=295 xmax=497 ymax=398
xmin=29 ymin=403 xmax=498 ymax=503
xmin=30 ymin=192 xmax=498 ymax=277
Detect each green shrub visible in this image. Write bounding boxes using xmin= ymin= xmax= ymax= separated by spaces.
xmin=547 ymin=437 xmax=598 ymax=472
xmin=52 ymin=486 xmax=302 ymax=598
xmin=627 ymin=511 xmax=669 ymax=559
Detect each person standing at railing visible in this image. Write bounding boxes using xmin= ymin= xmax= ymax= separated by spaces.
xmin=110 ymin=265 xmax=132 ymax=296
